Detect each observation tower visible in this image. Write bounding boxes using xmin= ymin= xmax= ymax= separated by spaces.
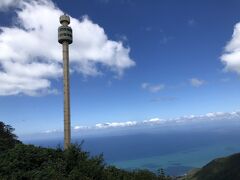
xmin=58 ymin=14 xmax=73 ymax=149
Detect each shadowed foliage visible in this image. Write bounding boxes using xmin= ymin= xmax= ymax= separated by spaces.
xmin=184 ymin=153 xmax=240 ymax=180
xmin=0 ymin=121 xmax=171 ymax=180
xmin=0 ymin=121 xmax=21 ymax=153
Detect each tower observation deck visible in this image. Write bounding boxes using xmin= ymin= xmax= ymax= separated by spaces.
xmin=58 ymin=14 xmax=72 ymax=150
xmin=58 ymin=15 xmax=72 ymax=44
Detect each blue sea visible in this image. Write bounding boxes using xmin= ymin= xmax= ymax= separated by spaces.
xmin=23 ymin=123 xmax=240 ymax=176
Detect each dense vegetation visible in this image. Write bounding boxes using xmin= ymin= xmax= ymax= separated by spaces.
xmin=0 ymin=121 xmax=21 ymax=153
xmin=184 ymin=152 xmax=240 ymax=180
xmin=3 ymin=121 xmax=240 ymax=180
xmin=0 ymin=121 xmax=171 ymax=180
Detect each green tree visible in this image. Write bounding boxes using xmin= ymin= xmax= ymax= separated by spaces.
xmin=0 ymin=122 xmax=173 ymax=179
xmin=0 ymin=121 xmax=21 ymax=153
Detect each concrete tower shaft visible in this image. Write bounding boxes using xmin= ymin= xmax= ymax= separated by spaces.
xmin=58 ymin=14 xmax=72 ymax=150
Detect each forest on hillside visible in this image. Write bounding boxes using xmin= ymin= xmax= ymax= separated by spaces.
xmin=0 ymin=121 xmax=171 ymax=180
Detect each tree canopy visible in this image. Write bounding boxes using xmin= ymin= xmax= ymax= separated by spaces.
xmin=0 ymin=121 xmax=171 ymax=180
xmin=0 ymin=121 xmax=21 ymax=153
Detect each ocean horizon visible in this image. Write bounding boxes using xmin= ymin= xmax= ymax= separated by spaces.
xmin=23 ymin=125 xmax=240 ymax=176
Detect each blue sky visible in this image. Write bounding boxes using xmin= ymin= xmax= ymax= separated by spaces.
xmin=1 ymin=0 xmax=240 ymax=136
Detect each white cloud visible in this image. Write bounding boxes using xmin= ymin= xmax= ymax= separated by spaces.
xmin=221 ymin=23 xmax=240 ymax=75
xmin=44 ymin=129 xmax=57 ymax=134
xmin=141 ymin=82 xmax=165 ymax=93
xmin=143 ymin=118 xmax=166 ymax=124
xmin=0 ymin=0 xmax=19 ymax=11
xmin=73 ymin=125 xmax=90 ymax=130
xmin=189 ymin=78 xmax=205 ymax=87
xmin=141 ymin=83 xmax=149 ymax=89
xmin=0 ymin=0 xmax=135 ymax=96
xmin=95 ymin=121 xmax=137 ymax=129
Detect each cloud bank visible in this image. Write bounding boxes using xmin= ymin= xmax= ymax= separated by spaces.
xmin=64 ymin=110 xmax=240 ymax=133
xmin=0 ymin=0 xmax=135 ymax=96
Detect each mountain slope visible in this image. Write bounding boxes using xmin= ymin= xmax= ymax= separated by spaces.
xmin=186 ymin=152 xmax=240 ymax=180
